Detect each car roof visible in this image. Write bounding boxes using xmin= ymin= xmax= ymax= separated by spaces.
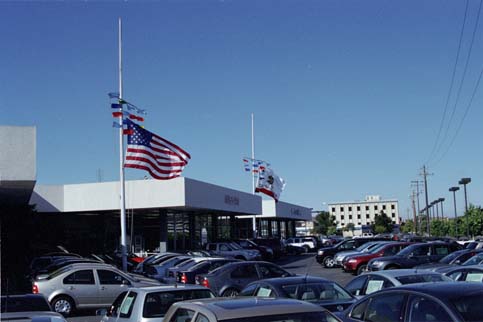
xmin=393 ymin=281 xmax=483 ymax=299
xmin=362 ymin=269 xmax=446 ymax=278
xmin=126 ymin=284 xmax=212 ymax=294
xmin=251 ymin=275 xmax=331 ymax=286
xmin=172 ymin=297 xmax=324 ymax=319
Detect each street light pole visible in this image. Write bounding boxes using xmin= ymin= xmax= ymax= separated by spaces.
xmin=449 ymin=187 xmax=459 ymax=237
xmin=439 ymin=198 xmax=445 ymax=219
xmin=459 ymin=178 xmax=471 ymax=237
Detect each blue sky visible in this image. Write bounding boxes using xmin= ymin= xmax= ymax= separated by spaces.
xmin=2 ymin=1 xmax=483 ymax=219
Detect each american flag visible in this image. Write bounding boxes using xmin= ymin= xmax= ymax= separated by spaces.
xmin=124 ymin=119 xmax=191 ymax=180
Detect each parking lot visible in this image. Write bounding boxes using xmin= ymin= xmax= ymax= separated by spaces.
xmin=66 ymin=253 xmax=353 ymax=322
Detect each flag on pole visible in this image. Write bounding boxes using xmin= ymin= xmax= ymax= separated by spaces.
xmin=124 ymin=119 xmax=191 ymax=180
xmin=255 ymin=167 xmax=286 ymax=202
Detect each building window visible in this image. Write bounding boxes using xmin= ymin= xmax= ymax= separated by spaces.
xmin=366 ymin=214 xmax=370 ymax=219
xmin=349 ymin=215 xmax=353 ymax=219
xmin=392 ymin=213 xmax=395 ymax=217
xmin=341 ymin=223 xmax=345 ymax=226
xmin=349 ymin=206 xmax=352 ymax=211
xmin=332 ymin=207 xmax=336 ymax=212
xmin=357 ymin=206 xmax=361 ymax=211
xmin=392 ymin=221 xmax=395 ymax=224
xmin=340 ymin=207 xmax=344 ymax=212
xmin=357 ymin=214 xmax=361 ymax=219
xmin=365 ymin=206 xmax=369 ymax=211
xmin=383 ymin=205 xmax=386 ymax=210
xmin=358 ymin=222 xmax=361 ymax=225
xmin=391 ymin=204 xmax=395 ymax=210
xmin=341 ymin=215 xmax=345 ymax=220
xmin=374 ymin=205 xmax=378 ymax=210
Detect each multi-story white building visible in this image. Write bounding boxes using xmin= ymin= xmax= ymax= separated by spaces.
xmin=328 ymin=195 xmax=399 ymax=230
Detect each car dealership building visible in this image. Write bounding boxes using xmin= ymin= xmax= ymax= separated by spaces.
xmin=1 ymin=126 xmax=312 ymax=255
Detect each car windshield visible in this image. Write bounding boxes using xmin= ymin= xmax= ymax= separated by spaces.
xmin=397 ymin=244 xmax=421 ymax=256
xmin=142 ymin=289 xmax=214 ymax=318
xmin=439 ymin=251 xmax=463 ymax=264
xmin=281 ymin=282 xmax=353 ymax=301
xmin=395 ymin=274 xmax=452 ymax=284
xmin=229 ymin=242 xmax=243 ymax=250
xmin=462 ymin=253 xmax=483 ymax=266
xmin=368 ymin=243 xmax=392 ymax=254
xmin=450 ymin=292 xmax=483 ymax=321
xmin=1 ymin=296 xmax=51 ymax=313
xmin=221 ymin=311 xmax=339 ymax=322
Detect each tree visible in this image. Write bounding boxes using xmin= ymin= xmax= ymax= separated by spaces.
xmin=344 ymin=223 xmax=355 ymax=233
xmin=312 ymin=211 xmax=336 ymax=235
xmin=401 ymin=219 xmax=414 ymax=234
xmin=373 ymin=211 xmax=393 ymax=233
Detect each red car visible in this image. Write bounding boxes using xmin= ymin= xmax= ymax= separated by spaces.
xmin=342 ymin=242 xmax=412 ymax=275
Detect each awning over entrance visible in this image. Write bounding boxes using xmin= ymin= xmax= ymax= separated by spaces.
xmin=30 ymin=177 xmax=262 ymax=215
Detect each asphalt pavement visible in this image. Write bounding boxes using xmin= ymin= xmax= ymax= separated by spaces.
xmin=66 ymin=253 xmax=355 ymax=322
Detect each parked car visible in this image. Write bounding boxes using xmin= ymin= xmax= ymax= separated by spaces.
xmin=465 ymin=241 xmax=483 ymax=250
xmin=177 ymin=258 xmax=239 ymax=285
xmin=338 ymin=282 xmax=483 ymax=322
xmin=316 ymin=238 xmax=389 ymax=268
xmin=1 ymin=294 xmax=65 ymax=322
xmin=29 ymin=254 xmax=82 ymax=279
xmin=164 ymin=257 xmax=217 ymax=284
xmin=32 ymin=262 xmax=161 ymax=317
xmin=144 ymin=255 xmax=193 ymax=281
xmin=285 ymin=237 xmax=317 ymax=252
xmin=232 ymin=239 xmax=274 ymax=261
xmin=252 ymin=238 xmax=286 ymax=259
xmin=33 ymin=258 xmax=103 ymax=279
xmin=342 ymin=242 xmax=412 ymax=275
xmin=240 ymin=276 xmax=355 ymax=312
xmin=344 ymin=269 xmax=453 ymax=298
xmin=205 ymin=242 xmax=260 ymax=261
xmin=163 ymin=297 xmax=342 ymax=322
xmin=334 ymin=241 xmax=392 ymax=267
xmin=96 ymin=285 xmax=215 ymax=322
xmin=367 ymin=242 xmax=462 ymax=271
xmin=436 ymin=265 xmax=483 ymax=282
xmin=133 ymin=253 xmax=179 ymax=274
xmin=415 ymin=248 xmax=483 ymax=271
xmin=195 ymin=261 xmax=293 ymax=296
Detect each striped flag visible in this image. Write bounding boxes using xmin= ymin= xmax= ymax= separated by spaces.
xmin=124 ymin=119 xmax=191 ymax=180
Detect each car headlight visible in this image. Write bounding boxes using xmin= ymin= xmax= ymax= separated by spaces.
xmin=318 ymin=250 xmax=324 ymax=256
xmin=372 ymin=261 xmax=384 ymax=267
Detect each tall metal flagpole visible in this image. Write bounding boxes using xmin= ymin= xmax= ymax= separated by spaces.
xmin=251 ymin=113 xmax=257 ymax=238
xmin=118 ymin=17 xmax=128 ymax=272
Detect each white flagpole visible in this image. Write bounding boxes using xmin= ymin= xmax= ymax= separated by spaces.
xmin=251 ymin=113 xmax=257 ymax=238
xmin=118 ymin=17 xmax=128 ymax=272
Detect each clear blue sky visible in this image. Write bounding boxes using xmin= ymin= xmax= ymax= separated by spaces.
xmin=2 ymin=1 xmax=483 ymax=219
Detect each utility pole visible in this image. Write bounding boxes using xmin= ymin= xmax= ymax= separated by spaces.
xmin=420 ymin=166 xmax=433 ymax=236
xmin=411 ymin=191 xmax=417 ymax=234
xmin=411 ymin=180 xmax=423 ymax=235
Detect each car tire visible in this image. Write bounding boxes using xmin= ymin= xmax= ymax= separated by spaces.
xmin=356 ymin=264 xmax=367 ymax=275
xmin=51 ymin=295 xmax=75 ymax=317
xmin=222 ymin=288 xmax=240 ymax=297
xmin=323 ymin=256 xmax=335 ymax=268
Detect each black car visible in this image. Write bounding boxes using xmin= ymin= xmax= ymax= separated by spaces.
xmin=367 ymin=242 xmax=461 ymax=271
xmin=316 ymin=238 xmax=389 ymax=268
xmin=252 ymin=238 xmax=286 ymax=259
xmin=177 ymin=258 xmax=239 ymax=284
xmin=195 ymin=261 xmax=293 ymax=296
xmin=240 ymin=276 xmax=356 ymax=313
xmin=338 ymin=282 xmax=483 ymax=322
xmin=415 ymin=248 xmax=483 ymax=271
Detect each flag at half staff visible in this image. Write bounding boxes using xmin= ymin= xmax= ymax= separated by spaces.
xmin=124 ymin=119 xmax=191 ymax=180
xmin=255 ymin=167 xmax=286 ymax=202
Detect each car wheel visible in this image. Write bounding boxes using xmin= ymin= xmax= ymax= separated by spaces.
xmin=323 ymin=256 xmax=335 ymax=268
xmin=356 ymin=264 xmax=367 ymax=275
xmin=51 ymin=296 xmax=74 ymax=317
xmin=222 ymin=288 xmax=239 ymax=297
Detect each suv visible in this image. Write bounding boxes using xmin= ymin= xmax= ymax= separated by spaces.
xmin=285 ymin=237 xmax=317 ymax=252
xmin=32 ymin=262 xmax=160 ymax=317
xmin=204 ymin=242 xmax=260 ymax=261
xmin=316 ymin=238 xmax=389 ymax=268
xmin=367 ymin=242 xmax=462 ymax=271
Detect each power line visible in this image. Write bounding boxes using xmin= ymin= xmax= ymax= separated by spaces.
xmin=432 ymin=0 xmax=483 ymax=164
xmin=426 ymin=0 xmax=470 ymax=165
